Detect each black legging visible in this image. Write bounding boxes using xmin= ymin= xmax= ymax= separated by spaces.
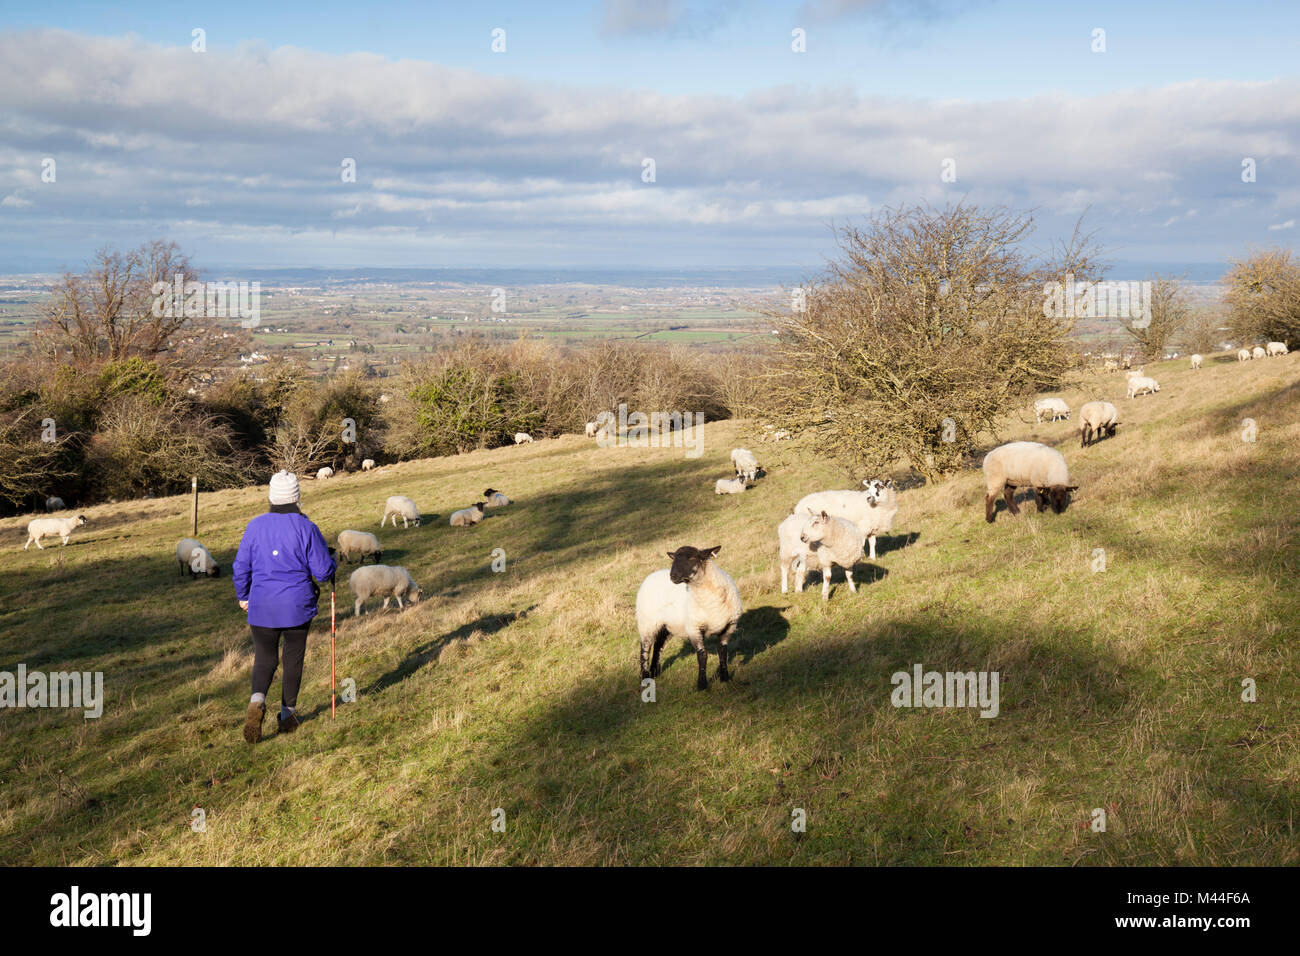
xmin=250 ymin=622 xmax=311 ymax=710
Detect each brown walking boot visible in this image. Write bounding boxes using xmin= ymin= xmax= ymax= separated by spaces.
xmin=243 ymin=700 xmax=266 ymax=743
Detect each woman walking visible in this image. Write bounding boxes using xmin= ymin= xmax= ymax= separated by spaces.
xmin=232 ymin=470 xmax=337 ymax=743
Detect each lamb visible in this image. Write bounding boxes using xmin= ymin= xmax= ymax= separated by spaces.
xmin=1267 ymin=341 xmax=1289 ymax=356
xmin=361 ymin=459 xmax=376 ymax=471
xmin=1121 ymin=355 xmax=1133 ymax=369
xmin=982 ymin=441 xmax=1076 ymax=523
xmin=1102 ymin=359 xmax=1119 ymax=373
xmin=483 ymin=488 xmax=511 ymax=507
xmin=1078 ymin=401 xmax=1120 ymax=447
xmin=1252 ymin=346 xmax=1267 ymax=360
xmin=336 ymin=529 xmax=383 ymax=564
xmin=730 ymin=448 xmax=760 ymax=481
xmin=513 ymin=432 xmax=534 ymax=444
xmin=380 ymin=495 xmax=421 ymax=528
xmin=1126 ymin=375 xmax=1160 ymax=398
xmin=349 ymin=564 xmax=422 ymax=615
xmin=715 ymin=475 xmax=748 ymax=495
xmin=317 ymin=466 xmax=334 ymax=480
xmin=779 ymin=510 xmax=867 ymax=601
xmin=1125 ymin=366 xmax=1146 ymax=380
xmin=584 ymin=421 xmax=598 ymax=437
xmin=1190 ymin=354 xmax=1203 ymax=370
xmin=24 ymin=514 xmax=88 ymax=550
xmin=176 ymin=537 xmax=220 ymax=577
xmin=449 ymin=502 xmax=486 ymax=527
xmin=1033 ymin=397 xmax=1071 ymax=423
xmin=45 ymin=496 xmax=65 ymax=512
xmin=1237 ymin=348 xmax=1252 ymax=362
xmin=794 ymin=478 xmax=898 ymax=561
xmin=636 ymin=545 xmax=742 ymax=690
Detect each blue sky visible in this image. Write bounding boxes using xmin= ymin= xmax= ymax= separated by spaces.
xmin=0 ymin=1 xmax=1297 ymax=272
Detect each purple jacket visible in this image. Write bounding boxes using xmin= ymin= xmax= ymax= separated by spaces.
xmin=232 ymin=509 xmax=337 ymax=629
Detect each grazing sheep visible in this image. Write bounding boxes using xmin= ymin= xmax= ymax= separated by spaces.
xmin=1078 ymin=401 xmax=1120 ymax=447
xmin=45 ymin=496 xmax=65 ymax=512
xmin=715 ymin=475 xmax=748 ymax=495
xmin=317 ymin=466 xmax=334 ymax=480
xmin=982 ymin=441 xmax=1076 ymax=523
xmin=1126 ymin=375 xmax=1160 ymax=398
xmin=513 ymin=433 xmax=534 ymax=444
xmin=1190 ymin=354 xmax=1203 ymax=370
xmin=336 ymin=529 xmax=383 ymax=564
xmin=361 ymin=459 xmax=376 ymax=471
xmin=584 ymin=421 xmax=598 ymax=437
xmin=730 ymin=448 xmax=760 ymax=481
xmin=636 ymin=545 xmax=742 ymax=690
xmin=449 ymin=502 xmax=486 ymax=527
xmin=1252 ymin=346 xmax=1267 ymax=360
xmin=1237 ymin=348 xmax=1252 ymax=362
xmin=1267 ymin=341 xmax=1289 ymax=356
xmin=483 ymin=488 xmax=511 ymax=508
xmin=1121 ymin=355 xmax=1133 ymax=370
xmin=380 ymin=495 xmax=421 ymax=528
xmin=794 ymin=478 xmax=898 ymax=561
xmin=349 ymin=564 xmax=422 ymax=615
xmin=176 ymin=537 xmax=220 ymax=578
xmin=1102 ymin=359 xmax=1119 ymax=373
xmin=1033 ymin=397 xmax=1071 ymax=422
xmin=24 ymin=514 xmax=88 ymax=550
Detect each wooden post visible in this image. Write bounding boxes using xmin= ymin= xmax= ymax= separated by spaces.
xmin=190 ymin=476 xmax=198 ymax=537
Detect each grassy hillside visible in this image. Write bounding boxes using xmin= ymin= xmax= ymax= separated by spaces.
xmin=2 ymin=350 xmax=1298 ymax=865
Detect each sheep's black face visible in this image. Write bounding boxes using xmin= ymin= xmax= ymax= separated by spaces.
xmin=210 ymin=566 xmax=221 ymax=578
xmin=76 ymin=515 xmax=88 ymax=526
xmin=1048 ymin=485 xmax=1077 ymax=514
xmin=668 ymin=545 xmax=721 ymax=584
xmin=484 ymin=488 xmax=496 ymax=497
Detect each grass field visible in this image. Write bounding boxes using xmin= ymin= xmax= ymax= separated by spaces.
xmin=2 ymin=350 xmax=1298 ymax=865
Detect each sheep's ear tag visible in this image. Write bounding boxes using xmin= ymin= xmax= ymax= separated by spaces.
xmin=707 ymin=545 xmax=721 ymax=557
xmin=666 ymin=552 xmax=676 ymax=560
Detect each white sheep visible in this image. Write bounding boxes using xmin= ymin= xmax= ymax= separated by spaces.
xmin=45 ymin=496 xmax=65 ymax=512
xmin=714 ymin=475 xmax=748 ymax=495
xmin=1252 ymin=346 xmax=1266 ymax=360
xmin=636 ymin=545 xmax=742 ymax=690
xmin=317 ymin=466 xmax=334 ymax=480
xmin=794 ymin=478 xmax=898 ymax=561
xmin=24 ymin=514 xmax=88 ymax=550
xmin=1033 ymin=397 xmax=1071 ymax=423
xmin=380 ymin=495 xmax=421 ymax=528
xmin=449 ymin=503 xmax=486 ymax=527
xmin=361 ymin=459 xmax=376 ymax=471
xmin=1078 ymin=401 xmax=1120 ymax=447
xmin=982 ymin=441 xmax=1076 ymax=523
xmin=1237 ymin=348 xmax=1252 ymax=362
xmin=513 ymin=432 xmax=534 ymax=444
xmin=483 ymin=488 xmax=511 ymax=507
xmin=336 ymin=529 xmax=383 ymax=564
xmin=730 ymin=448 xmax=760 ymax=481
xmin=1267 ymin=341 xmax=1289 ymax=356
xmin=584 ymin=421 xmax=598 ymax=437
xmin=176 ymin=537 xmax=220 ymax=577
xmin=349 ymin=564 xmax=422 ymax=615
xmin=789 ymin=510 xmax=868 ymax=601
xmin=1102 ymin=359 xmax=1119 ymax=373
xmin=1125 ymin=366 xmax=1146 ymax=380
xmin=1126 ymin=375 xmax=1160 ymax=398
xmin=1190 ymin=353 xmax=1203 ymax=370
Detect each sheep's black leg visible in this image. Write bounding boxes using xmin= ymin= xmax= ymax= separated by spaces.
xmin=717 ymin=630 xmax=732 ymax=682
xmin=695 ymin=649 xmax=709 ymax=690
xmin=639 ymin=639 xmax=650 ymax=680
xmin=1004 ymin=485 xmax=1019 ymax=516
xmin=1035 ymin=488 xmax=1049 ymax=512
xmin=649 ymin=631 xmax=667 ymax=678
xmin=985 ymin=494 xmax=997 ymax=523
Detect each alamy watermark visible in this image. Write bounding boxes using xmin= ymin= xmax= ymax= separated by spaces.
xmin=890 ymin=664 xmax=999 ymax=718
xmin=150 ymin=272 xmax=261 ymax=329
xmin=1 ymin=665 xmax=103 ymax=718
xmin=594 ymin=403 xmax=705 ymax=459
xmin=1043 ymin=274 xmax=1151 ymax=327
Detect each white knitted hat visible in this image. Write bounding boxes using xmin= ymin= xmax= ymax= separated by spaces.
xmin=268 ymin=470 xmax=300 ymax=505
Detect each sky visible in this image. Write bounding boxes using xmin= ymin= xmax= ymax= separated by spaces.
xmin=0 ymin=0 xmax=1297 ymax=274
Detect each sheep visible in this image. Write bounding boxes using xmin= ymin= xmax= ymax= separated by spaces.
xmin=1237 ymin=348 xmax=1252 ymax=362
xmin=449 ymin=502 xmax=486 ymax=527
xmin=45 ymin=496 xmax=65 ymax=512
xmin=349 ymin=564 xmax=422 ymax=616
xmin=483 ymin=488 xmax=511 ymax=508
xmin=176 ymin=537 xmax=220 ymax=577
xmin=794 ymin=478 xmax=898 ymax=561
xmin=1125 ymin=365 xmax=1146 ymax=380
xmin=730 ymin=448 xmax=760 ymax=481
xmin=982 ymin=441 xmax=1076 ymax=523
xmin=801 ymin=510 xmax=868 ymax=601
xmin=1102 ymin=359 xmax=1119 ymax=373
xmin=635 ymin=545 xmax=742 ymax=691
xmin=1078 ymin=401 xmax=1120 ymax=447
xmin=24 ymin=514 xmax=88 ymax=550
xmin=336 ymin=529 xmax=383 ymax=565
xmin=1190 ymin=353 xmax=1203 ymax=370
xmin=1033 ymin=397 xmax=1071 ymax=423
xmin=317 ymin=466 xmax=334 ymax=480
xmin=1252 ymin=346 xmax=1267 ymax=360
xmin=584 ymin=421 xmax=598 ymax=438
xmin=715 ymin=475 xmax=748 ymax=495
xmin=1126 ymin=375 xmax=1160 ymax=398
xmin=380 ymin=495 xmax=421 ymax=528
xmin=1267 ymin=341 xmax=1289 ymax=356
xmin=513 ymin=432 xmax=534 ymax=444
xmin=361 ymin=459 xmax=376 ymax=471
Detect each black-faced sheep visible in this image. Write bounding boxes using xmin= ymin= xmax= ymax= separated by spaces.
xmin=982 ymin=441 xmax=1076 ymax=522
xmin=636 ymin=545 xmax=742 ymax=691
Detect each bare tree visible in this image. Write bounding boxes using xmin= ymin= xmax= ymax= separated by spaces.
xmin=1224 ymin=249 xmax=1300 ymax=346
xmin=1123 ymin=274 xmax=1190 ymax=361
